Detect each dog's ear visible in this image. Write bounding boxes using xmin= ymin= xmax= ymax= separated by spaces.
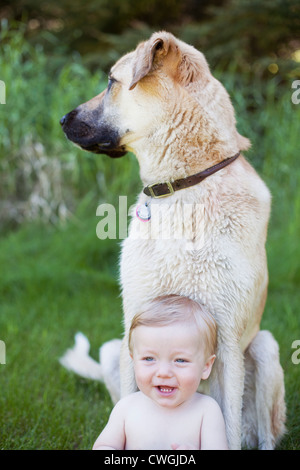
xmin=129 ymin=33 xmax=171 ymax=90
xmin=176 ymin=46 xmax=211 ymax=88
xmin=129 ymin=32 xmax=210 ymax=91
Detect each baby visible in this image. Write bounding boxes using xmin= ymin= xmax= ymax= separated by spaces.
xmin=93 ymin=294 xmax=228 ymax=450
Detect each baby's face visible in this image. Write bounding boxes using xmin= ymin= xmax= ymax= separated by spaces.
xmin=131 ymin=322 xmax=214 ymax=409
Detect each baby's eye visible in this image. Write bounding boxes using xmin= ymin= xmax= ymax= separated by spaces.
xmin=175 ymin=358 xmax=187 ymax=363
xmin=143 ymin=357 xmax=154 ymax=362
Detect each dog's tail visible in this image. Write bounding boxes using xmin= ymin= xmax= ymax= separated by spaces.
xmin=59 ymin=332 xmax=121 ymax=404
xmin=59 ymin=332 xmax=104 ymax=381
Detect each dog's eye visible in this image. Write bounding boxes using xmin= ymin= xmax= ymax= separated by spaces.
xmin=108 ymin=77 xmax=116 ymax=91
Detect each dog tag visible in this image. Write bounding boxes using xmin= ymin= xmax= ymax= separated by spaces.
xmin=136 ymin=202 xmax=151 ymax=221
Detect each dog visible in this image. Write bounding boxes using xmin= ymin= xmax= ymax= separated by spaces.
xmin=60 ymin=31 xmax=286 ymax=449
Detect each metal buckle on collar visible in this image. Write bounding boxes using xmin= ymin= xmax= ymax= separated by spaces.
xmin=147 ymin=181 xmax=174 ymax=198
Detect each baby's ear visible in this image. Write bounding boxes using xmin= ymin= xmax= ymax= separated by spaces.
xmin=201 ymin=355 xmax=216 ymax=380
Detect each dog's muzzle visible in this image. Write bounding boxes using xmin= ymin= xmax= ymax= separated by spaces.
xmin=60 ymin=108 xmax=127 ymax=158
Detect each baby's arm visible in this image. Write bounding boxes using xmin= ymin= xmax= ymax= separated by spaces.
xmin=200 ymin=397 xmax=229 ymax=450
xmin=93 ymin=399 xmax=127 ymax=450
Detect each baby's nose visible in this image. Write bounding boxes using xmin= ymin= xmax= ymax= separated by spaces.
xmin=157 ymin=362 xmax=173 ymax=377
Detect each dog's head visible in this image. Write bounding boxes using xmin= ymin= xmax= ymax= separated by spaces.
xmin=61 ymin=32 xmax=250 ymax=170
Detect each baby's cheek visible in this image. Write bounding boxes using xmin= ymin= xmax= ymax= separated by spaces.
xmin=134 ymin=366 xmax=152 ymax=390
xmin=180 ymin=369 xmax=202 ymax=393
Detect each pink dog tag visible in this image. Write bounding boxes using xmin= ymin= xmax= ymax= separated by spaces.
xmin=136 ymin=202 xmax=151 ymax=221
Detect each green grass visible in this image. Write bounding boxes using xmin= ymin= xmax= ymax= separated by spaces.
xmin=0 ymin=28 xmax=299 ymax=450
xmin=0 ymin=217 xmax=124 ymax=449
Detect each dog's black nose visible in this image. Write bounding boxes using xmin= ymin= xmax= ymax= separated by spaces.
xmin=60 ymin=109 xmax=78 ymax=128
xmin=60 ymin=115 xmax=66 ymax=126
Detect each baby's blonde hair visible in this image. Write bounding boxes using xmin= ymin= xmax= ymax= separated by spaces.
xmin=129 ymin=294 xmax=217 ymax=357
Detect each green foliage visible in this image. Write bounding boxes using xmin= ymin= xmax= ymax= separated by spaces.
xmin=177 ymin=0 xmax=300 ymax=78
xmin=0 ymin=24 xmax=102 ymax=154
xmin=0 ymin=24 xmax=101 ymax=191
xmin=0 ymin=24 xmax=140 ymax=229
xmin=1 ymin=0 xmax=299 ymax=75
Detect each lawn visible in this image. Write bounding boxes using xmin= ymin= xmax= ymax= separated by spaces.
xmin=0 ymin=216 xmax=123 ymax=449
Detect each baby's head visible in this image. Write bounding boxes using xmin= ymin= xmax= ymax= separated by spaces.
xmin=129 ymin=294 xmax=217 ymax=358
xmin=128 ymin=295 xmax=217 ymax=408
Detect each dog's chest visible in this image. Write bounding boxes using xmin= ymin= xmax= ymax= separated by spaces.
xmin=122 ymin=236 xmax=228 ymax=292
xmin=120 ymin=196 xmax=249 ymax=321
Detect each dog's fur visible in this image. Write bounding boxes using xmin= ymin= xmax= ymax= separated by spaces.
xmin=60 ymin=32 xmax=286 ymax=449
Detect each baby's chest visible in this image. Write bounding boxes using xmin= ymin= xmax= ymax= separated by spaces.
xmin=124 ymin=411 xmax=201 ymax=451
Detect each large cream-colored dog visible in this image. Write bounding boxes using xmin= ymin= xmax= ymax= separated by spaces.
xmin=60 ymin=32 xmax=286 ymax=449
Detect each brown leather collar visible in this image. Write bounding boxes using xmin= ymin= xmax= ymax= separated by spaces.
xmin=143 ymin=152 xmax=240 ymax=198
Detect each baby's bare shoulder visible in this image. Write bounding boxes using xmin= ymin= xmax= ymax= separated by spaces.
xmin=195 ymin=393 xmax=222 ymax=413
xmin=111 ymin=392 xmax=141 ymax=416
xmin=118 ymin=392 xmax=141 ymax=407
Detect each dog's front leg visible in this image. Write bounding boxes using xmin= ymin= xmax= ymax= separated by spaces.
xmin=210 ymin=342 xmax=245 ymax=450
xmin=119 ymin=336 xmax=138 ymax=397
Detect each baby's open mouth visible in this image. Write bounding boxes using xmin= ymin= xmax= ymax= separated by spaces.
xmin=157 ymin=386 xmax=175 ymax=393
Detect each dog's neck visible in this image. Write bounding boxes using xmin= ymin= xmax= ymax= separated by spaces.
xmin=142 ymin=152 xmax=240 ymax=198
xmin=135 ymin=142 xmax=240 ymax=187
xmin=130 ymin=99 xmax=240 ymax=186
